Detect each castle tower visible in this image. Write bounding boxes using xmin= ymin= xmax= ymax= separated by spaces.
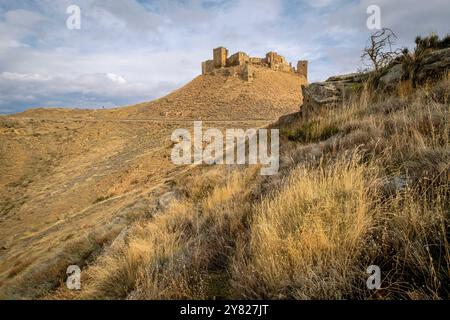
xmin=297 ymin=60 xmax=308 ymax=79
xmin=213 ymin=47 xmax=228 ymax=68
xmin=201 ymin=61 xmax=206 ymax=75
xmin=266 ymin=52 xmax=275 ymax=67
xmin=201 ymin=60 xmax=214 ymax=75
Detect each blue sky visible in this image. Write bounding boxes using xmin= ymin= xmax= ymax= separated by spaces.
xmin=0 ymin=0 xmax=449 ymax=114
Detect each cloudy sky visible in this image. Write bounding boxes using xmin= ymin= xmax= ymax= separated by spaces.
xmin=0 ymin=0 xmax=448 ymax=114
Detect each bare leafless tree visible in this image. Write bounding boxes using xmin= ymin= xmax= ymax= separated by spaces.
xmin=361 ymin=28 xmax=400 ymax=72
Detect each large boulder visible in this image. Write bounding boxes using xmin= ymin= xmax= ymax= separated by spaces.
xmin=378 ymin=47 xmax=450 ymax=89
xmin=416 ymin=47 xmax=450 ymax=83
xmin=378 ymin=63 xmax=405 ymax=90
xmin=301 ymin=72 xmax=369 ymax=117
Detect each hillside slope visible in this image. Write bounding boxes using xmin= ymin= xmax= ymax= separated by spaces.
xmin=4 ymin=45 xmax=448 ymax=300
xmin=13 ymin=66 xmax=306 ymax=121
xmin=120 ymin=66 xmax=305 ymax=120
xmin=0 ymin=66 xmax=304 ymax=298
xmin=46 ymin=48 xmax=449 ymax=300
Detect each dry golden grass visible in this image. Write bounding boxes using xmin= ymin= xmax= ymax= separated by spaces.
xmin=231 ymin=155 xmax=374 ymax=299
xmin=75 ymin=200 xmax=194 ymax=299
xmin=1 ymin=66 xmax=303 ymax=299
xmin=2 ymin=63 xmax=448 ymax=300
xmin=228 ymin=75 xmax=449 ymax=299
xmin=50 ymin=166 xmax=259 ymax=299
xmin=46 ymin=75 xmax=449 ymax=300
xmin=369 ymin=189 xmax=449 ymax=299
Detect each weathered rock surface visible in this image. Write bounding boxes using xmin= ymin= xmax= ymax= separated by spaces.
xmin=416 ymin=47 xmax=450 ymax=83
xmin=301 ymin=72 xmax=369 ymax=116
xmin=378 ymin=63 xmax=405 ymax=90
xmin=301 ymin=47 xmax=450 ymax=114
xmin=378 ymin=47 xmax=450 ymax=90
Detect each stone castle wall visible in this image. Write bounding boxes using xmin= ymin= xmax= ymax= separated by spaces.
xmin=297 ymin=60 xmax=308 ymax=80
xmin=201 ymin=47 xmax=308 ymax=81
xmin=213 ymin=47 xmax=228 ymax=68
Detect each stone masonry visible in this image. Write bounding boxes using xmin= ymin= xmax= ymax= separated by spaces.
xmin=201 ymin=46 xmax=308 ymax=81
xmin=213 ymin=47 xmax=228 ymax=68
xmin=297 ymin=60 xmax=308 ymax=80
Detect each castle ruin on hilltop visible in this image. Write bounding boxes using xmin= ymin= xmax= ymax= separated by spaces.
xmin=202 ymin=47 xmax=308 ymax=81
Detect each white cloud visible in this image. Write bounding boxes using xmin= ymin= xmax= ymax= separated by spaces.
xmin=1 ymin=72 xmax=52 ymax=81
xmin=0 ymin=0 xmax=449 ymax=113
xmin=304 ymin=0 xmax=337 ymax=8
xmin=106 ymin=73 xmax=127 ymax=84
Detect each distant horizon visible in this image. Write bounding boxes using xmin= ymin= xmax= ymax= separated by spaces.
xmin=0 ymin=75 xmax=193 ymax=115
xmin=1 ymin=0 xmax=449 ymax=114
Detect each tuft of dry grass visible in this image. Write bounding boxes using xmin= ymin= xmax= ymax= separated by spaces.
xmin=367 ymin=189 xmax=449 ymax=299
xmin=231 ymin=155 xmax=376 ymax=299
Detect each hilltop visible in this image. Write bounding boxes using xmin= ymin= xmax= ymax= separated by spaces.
xmin=116 ymin=65 xmax=305 ymax=120
xmin=13 ymin=66 xmax=305 ymax=121
xmin=13 ymin=48 xmax=307 ymax=121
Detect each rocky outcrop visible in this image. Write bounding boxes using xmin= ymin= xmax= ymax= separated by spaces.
xmin=378 ymin=47 xmax=450 ymax=90
xmin=301 ymin=47 xmax=450 ymax=115
xmin=378 ymin=63 xmax=405 ymax=91
xmin=416 ymin=47 xmax=450 ymax=83
xmin=301 ymin=72 xmax=368 ymax=117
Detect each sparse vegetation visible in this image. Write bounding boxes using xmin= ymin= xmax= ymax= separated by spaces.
xmin=284 ymin=121 xmax=340 ymax=143
xmin=53 ymin=167 xmax=260 ymax=299
xmin=93 ymin=194 xmax=114 ymax=204
xmin=414 ymin=33 xmax=450 ymax=52
xmin=362 ymin=28 xmax=400 ymax=72
xmin=1 ymin=39 xmax=448 ymax=300
xmin=400 ymin=33 xmax=450 ymax=86
xmin=47 ymin=69 xmax=449 ymax=300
